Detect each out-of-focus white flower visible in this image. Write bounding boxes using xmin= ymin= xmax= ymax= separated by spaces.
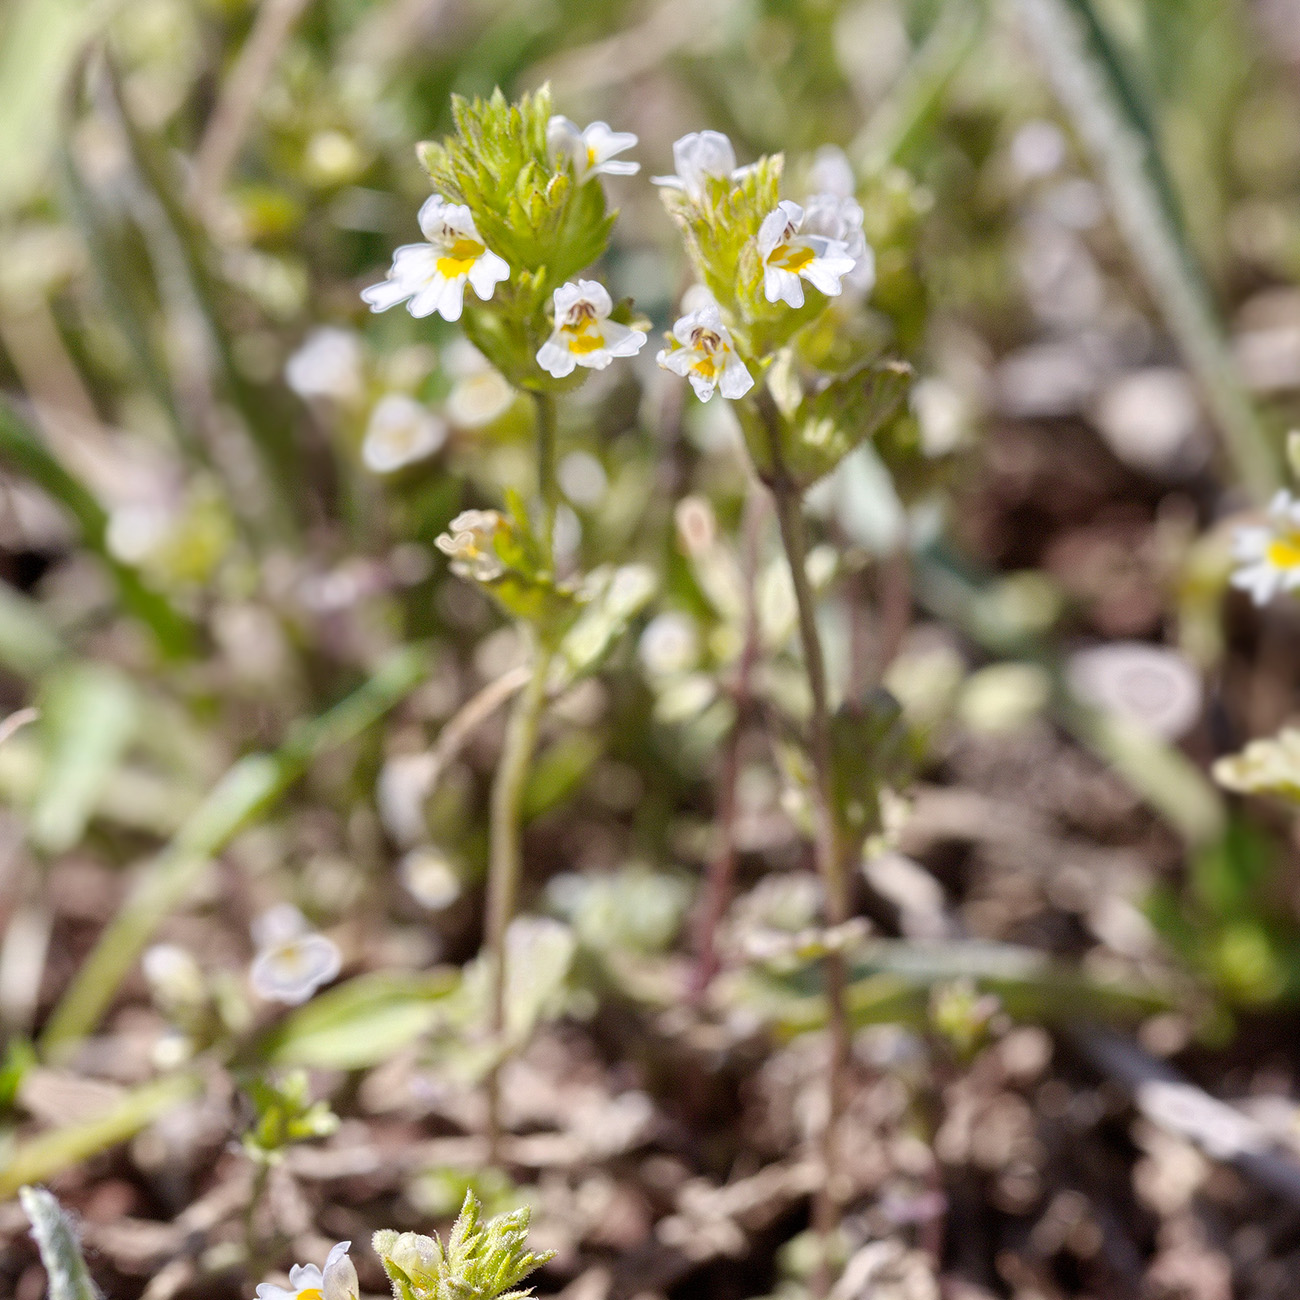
xmin=656 ymin=303 xmax=753 ymax=402
xmin=1231 ymin=490 xmax=1300 ymax=606
xmin=638 ymin=612 xmax=699 ymax=677
xmin=249 ymin=905 xmax=341 ymax=1006
xmin=256 ymin=1241 xmax=357 ymax=1300
xmin=1067 ymin=641 xmax=1203 ymax=742
xmin=1010 ymin=120 xmax=1067 ymax=180
xmin=362 ymin=394 xmax=446 ymax=473
xmin=558 ymin=450 xmax=608 ymax=507
xmin=807 ymin=144 xmax=856 ymax=198
xmin=435 ymin=509 xmax=505 ymax=581
xmin=361 ymin=197 xmax=509 ymax=321
xmin=536 ymin=280 xmax=647 ymax=378
xmin=376 ymin=752 xmax=437 ymax=847
xmin=651 ymin=130 xmax=749 ymax=201
xmin=106 ymin=502 xmax=171 ymax=565
xmin=444 ymin=346 xmax=514 ymax=428
xmin=284 ymin=328 xmax=364 ymax=402
xmin=400 ymin=847 xmax=462 ymax=911
xmin=547 ymin=116 xmax=640 ymax=182
xmin=757 ymin=200 xmax=858 ymax=309
xmin=801 ymin=192 xmax=874 ymax=296
xmin=142 ymin=944 xmax=205 ymax=1008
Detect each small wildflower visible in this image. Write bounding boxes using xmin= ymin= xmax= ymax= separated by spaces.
xmin=435 ymin=509 xmax=506 ymax=581
xmin=256 ymin=1241 xmax=358 ymax=1300
xmin=249 ymin=905 xmax=341 ymax=1006
xmin=651 ymin=130 xmax=749 ymax=201
xmin=547 ymin=116 xmax=640 ymax=182
xmin=656 ymin=303 xmax=753 ymax=401
xmin=757 ymin=199 xmax=859 ymax=309
xmin=1067 ymin=641 xmax=1202 ymax=742
xmin=536 ymin=280 xmax=647 ymax=378
xmin=361 ymin=394 xmax=447 ymax=473
xmin=361 ymin=196 xmax=509 ymax=322
xmin=443 ymin=340 xmax=514 ymax=428
xmin=1231 ymin=490 xmax=1300 ymax=606
xmin=801 ymin=191 xmax=874 ymax=295
xmin=284 ymin=328 xmax=364 ymax=403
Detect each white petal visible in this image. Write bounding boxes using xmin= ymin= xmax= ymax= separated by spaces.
xmin=801 ymin=255 xmax=854 ymax=296
xmin=408 ymin=274 xmax=448 ymax=319
xmin=537 ymin=335 xmax=578 ymax=378
xmin=595 ymin=159 xmax=640 ymax=176
xmin=686 ymin=370 xmax=717 ymax=401
xmin=417 ymin=194 xmax=450 ymax=240
xmin=719 ymin=356 xmax=755 ymax=399
xmin=764 ymin=267 xmax=805 ymax=308
xmin=584 ymin=121 xmax=637 ymax=162
xmin=289 ymin=1265 xmax=324 ymax=1292
xmin=255 ymin=1286 xmax=295 ymax=1300
xmin=468 ymin=250 xmax=510 ymax=299
xmin=575 ymin=279 xmax=613 ymax=316
xmin=576 ymin=347 xmax=615 ymax=371
xmin=599 ymin=322 xmax=646 ymax=358
xmin=758 ymin=205 xmax=791 ymax=258
xmin=361 ymin=278 xmax=413 ymax=312
xmin=658 ymin=347 xmax=694 ymax=379
xmin=436 ymin=276 xmax=467 ymax=322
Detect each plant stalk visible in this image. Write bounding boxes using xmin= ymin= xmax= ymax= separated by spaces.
xmin=484 ymin=391 xmax=560 ymax=1163
xmin=762 ymin=416 xmax=852 ymax=1296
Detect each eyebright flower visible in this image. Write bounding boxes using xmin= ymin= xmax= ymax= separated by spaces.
xmin=656 ymin=303 xmax=754 ymax=402
xmin=757 ymin=199 xmax=859 ymax=309
xmin=285 ymin=328 xmax=364 ymax=403
xmin=1231 ymin=490 xmax=1300 ymax=606
xmin=443 ymin=340 xmax=514 ymax=428
xmin=435 ymin=509 xmax=506 ymax=581
xmin=547 ymin=116 xmax=640 ymax=183
xmin=361 ymin=393 xmax=447 ymax=473
xmin=651 ymin=130 xmax=749 ymax=201
xmin=249 ymin=905 xmax=341 ymax=1006
xmin=536 ymin=280 xmax=647 ymax=378
xmin=361 ymin=196 xmax=509 ymax=322
xmin=801 ymin=192 xmax=875 ymax=295
xmin=256 ymin=1241 xmax=357 ymax=1300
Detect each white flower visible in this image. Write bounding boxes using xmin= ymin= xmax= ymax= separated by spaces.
xmin=1231 ymin=490 xmax=1300 ymax=606
xmin=807 ymin=144 xmax=856 ymax=199
xmin=256 ymin=1241 xmax=357 ymax=1300
xmin=443 ymin=340 xmax=515 ymax=428
xmin=656 ymin=303 xmax=753 ymax=402
xmin=249 ymin=905 xmax=341 ymax=1006
xmin=536 ymin=280 xmax=647 ymax=379
xmin=1066 ymin=641 xmax=1202 ymax=742
xmin=801 ymin=192 xmax=874 ymax=295
xmin=361 ymin=394 xmax=446 ymax=473
xmin=757 ymin=199 xmax=859 ymax=309
xmin=651 ymin=130 xmax=750 ymax=201
xmin=547 ymin=116 xmax=639 ymax=183
xmin=284 ymin=328 xmax=364 ymax=402
xmin=435 ymin=508 xmax=505 ymax=581
xmin=361 ymin=196 xmax=509 ymax=321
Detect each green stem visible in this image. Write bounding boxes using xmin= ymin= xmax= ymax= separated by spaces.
xmin=483 ymin=636 xmax=553 ymax=1164
xmin=484 ymin=392 xmax=560 ymax=1163
xmin=532 ymin=391 xmax=559 ymax=561
xmin=762 ymin=407 xmax=851 ymax=1297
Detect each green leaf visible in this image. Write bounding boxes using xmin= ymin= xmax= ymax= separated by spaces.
xmin=29 ymin=663 xmax=138 ymax=855
xmin=18 ymin=1186 xmax=101 ymax=1300
xmin=256 ymin=971 xmax=459 ymax=1070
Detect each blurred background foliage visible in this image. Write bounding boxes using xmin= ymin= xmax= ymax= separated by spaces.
xmin=7 ymin=0 xmax=1300 ymax=1295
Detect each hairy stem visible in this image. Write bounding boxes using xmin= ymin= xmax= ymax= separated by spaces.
xmin=762 ymin=411 xmax=852 ymax=1296
xmin=485 ymin=391 xmax=560 ymax=1164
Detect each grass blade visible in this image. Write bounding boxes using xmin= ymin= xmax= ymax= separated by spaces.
xmin=1016 ymin=0 xmax=1278 ymax=498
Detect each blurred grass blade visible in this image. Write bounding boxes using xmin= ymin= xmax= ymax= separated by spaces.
xmin=39 ymin=644 xmax=430 ymax=1056
xmin=0 ymin=397 xmax=197 ymax=658
xmin=29 ymin=663 xmax=138 ymax=856
xmin=853 ymin=0 xmax=983 ymax=173
xmin=18 ymin=1186 xmax=101 ymax=1298
xmin=0 ymin=1073 xmax=200 ymax=1200
xmin=0 ymin=0 xmax=107 ymax=216
xmin=255 ymin=970 xmax=460 ymax=1070
xmin=1065 ymin=702 xmax=1225 ymax=847
xmin=1016 ymin=0 xmax=1277 ymax=498
xmin=97 ymin=55 xmax=303 ymax=535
